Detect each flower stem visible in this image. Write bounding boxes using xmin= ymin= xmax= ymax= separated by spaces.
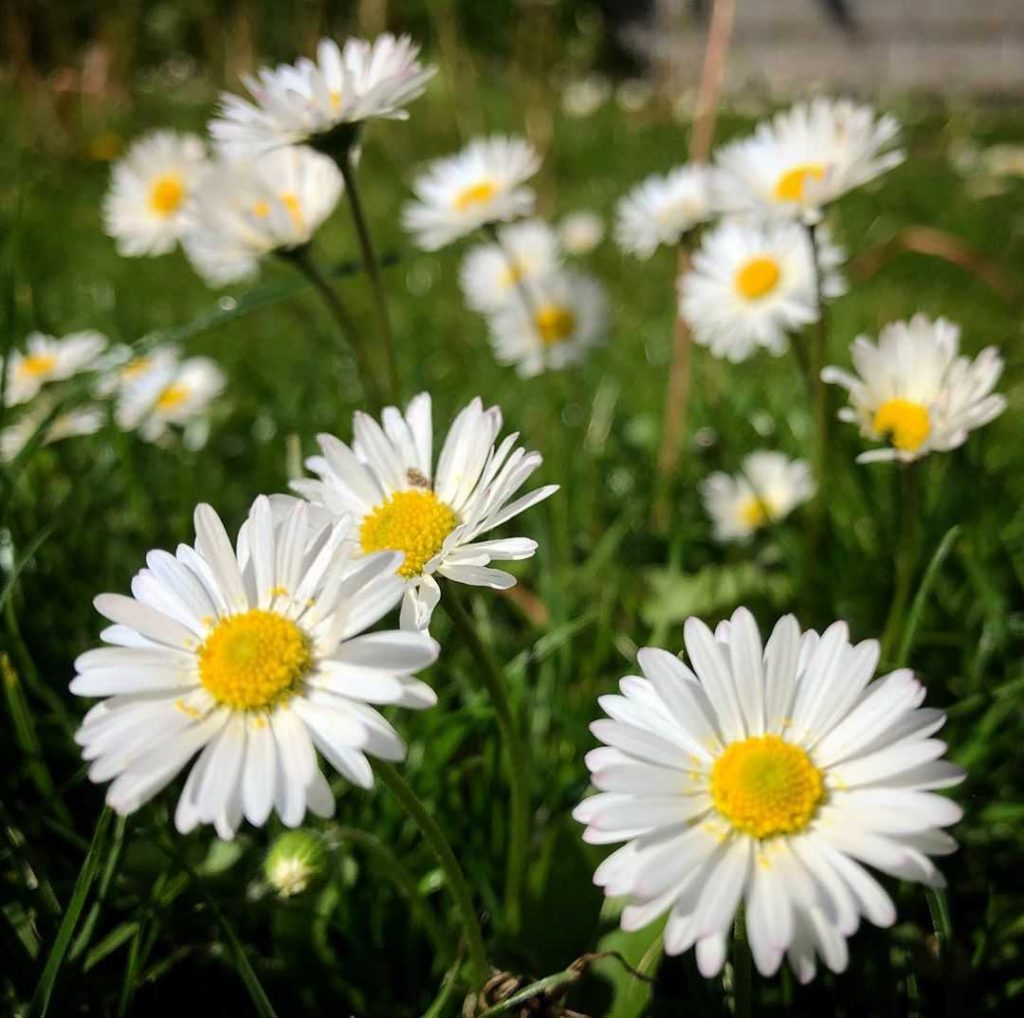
xmin=805 ymin=220 xmax=831 ymax=493
xmin=372 ymin=761 xmax=489 ymax=988
xmin=732 ymin=908 xmax=753 ymax=1018
xmin=882 ymin=463 xmax=919 ymax=662
xmin=442 ymin=587 xmax=530 ymax=936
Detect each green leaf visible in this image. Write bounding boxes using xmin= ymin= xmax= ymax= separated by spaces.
xmin=590 ymin=917 xmax=666 ymax=1018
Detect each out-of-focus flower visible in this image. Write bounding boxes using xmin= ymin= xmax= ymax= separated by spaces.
xmin=1 ymin=400 xmax=105 ymax=462
xmin=616 ymin=79 xmax=653 ymax=114
xmin=459 ymin=219 xmax=561 ymax=313
xmin=5 ymin=331 xmax=108 ymax=406
xmin=561 ymin=75 xmax=611 ymax=118
xmin=615 ymin=165 xmax=712 ymax=259
xmin=559 ymin=210 xmax=605 ymax=256
xmin=265 ymin=829 xmax=328 ymax=897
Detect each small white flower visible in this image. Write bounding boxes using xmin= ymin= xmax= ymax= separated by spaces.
xmin=701 ymin=452 xmax=816 ymax=543
xmin=558 ymin=210 xmax=605 ymax=256
xmin=402 ymin=136 xmax=540 ymax=251
xmin=615 ymin=165 xmax=712 ymax=259
xmin=576 ymin=608 xmax=964 ymax=982
xmin=561 ymin=75 xmax=611 ymax=118
xmin=103 ymin=131 xmax=208 ymax=257
xmin=1 ymin=400 xmax=105 ymax=462
xmin=72 ymin=496 xmax=439 ymax=838
xmin=822 ymin=315 xmax=1006 ymax=463
xmin=182 ymin=146 xmax=343 ymax=287
xmin=210 ymin=34 xmax=435 ymax=157
xmin=459 ymin=220 xmax=561 ymax=314
xmin=5 ymin=331 xmax=108 ymax=406
xmin=486 ymin=270 xmax=607 ymax=377
xmin=290 ymin=392 xmax=557 ymax=631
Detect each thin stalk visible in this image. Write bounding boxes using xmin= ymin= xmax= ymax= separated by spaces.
xmin=732 ymin=908 xmax=753 ymax=1018
xmin=882 ymin=464 xmax=919 ymax=662
xmin=442 ymin=588 xmax=530 ymax=936
xmin=338 ymin=154 xmax=400 ymax=405
xmin=805 ymin=220 xmax=831 ymax=492
xmin=372 ymin=761 xmax=489 ymax=988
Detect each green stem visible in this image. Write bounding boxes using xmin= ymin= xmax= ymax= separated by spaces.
xmin=805 ymin=220 xmax=830 ymax=490
xmin=443 ymin=588 xmax=530 ymax=936
xmin=882 ymin=464 xmax=918 ymax=662
xmin=373 ymin=761 xmax=489 ymax=989
xmin=732 ymin=908 xmax=753 ymax=1018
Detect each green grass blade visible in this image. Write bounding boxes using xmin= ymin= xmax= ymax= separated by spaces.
xmin=894 ymin=525 xmax=962 ymax=667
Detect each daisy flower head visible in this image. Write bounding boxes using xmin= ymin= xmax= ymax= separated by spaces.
xmin=558 ymin=210 xmax=605 ymax=256
xmin=459 ymin=219 xmax=561 ymax=314
xmin=402 ymin=135 xmax=541 ymax=251
xmin=182 ymin=145 xmax=343 ymax=287
xmin=290 ymin=392 xmax=558 ymax=631
xmin=615 ymin=165 xmax=712 ymax=259
xmin=575 ymin=608 xmax=964 ymax=982
xmin=5 ymin=330 xmax=108 ymax=407
xmin=103 ymin=131 xmax=208 ymax=257
xmin=210 ymin=34 xmax=435 ymax=158
xmin=701 ymin=451 xmax=816 ymax=543
xmin=713 ymin=97 xmax=903 ymax=221
xmin=822 ymin=315 xmax=1006 ymax=463
xmin=1 ymin=400 xmax=105 ymax=462
xmin=72 ymin=496 xmax=439 ymax=838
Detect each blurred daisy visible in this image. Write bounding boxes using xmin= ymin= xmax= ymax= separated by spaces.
xmin=291 ymin=392 xmax=557 ymax=631
xmin=211 ymin=34 xmax=435 ymax=158
xmin=183 ymin=146 xmax=343 ymax=286
xmin=822 ymin=315 xmax=1006 ymax=463
xmin=1 ymin=401 xmax=105 ymax=462
xmin=103 ymin=131 xmax=208 ymax=257
xmin=559 ymin=210 xmax=605 ymax=256
xmin=701 ymin=452 xmax=816 ymax=543
xmin=576 ymin=607 xmax=964 ymax=982
xmin=97 ymin=343 xmax=181 ymax=399
xmin=72 ymin=496 xmax=438 ymax=838
xmin=561 ymin=75 xmax=611 ymax=119
xmin=615 ymin=165 xmax=711 ymax=259
xmin=713 ymin=98 xmax=903 ymax=221
xmin=486 ymin=270 xmax=607 ymax=377
xmin=6 ymin=331 xmax=108 ymax=406
xmin=402 ymin=136 xmax=540 ymax=251
xmin=459 ymin=220 xmax=561 ymax=314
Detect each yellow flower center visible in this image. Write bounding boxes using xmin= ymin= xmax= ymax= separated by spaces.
xmin=454 ymin=180 xmax=497 ymax=211
xmin=149 ymin=174 xmax=185 ymax=217
xmin=773 ymin=162 xmax=827 ymax=203
xmin=156 ymin=383 xmax=189 ymax=410
xmin=501 ymin=260 xmax=527 ymax=287
xmin=280 ymin=192 xmax=304 ymax=229
xmin=18 ymin=353 xmax=57 ymax=378
xmin=711 ymin=735 xmax=824 ymax=839
xmin=534 ymin=304 xmax=576 ymax=346
xmin=359 ymin=490 xmax=459 ymax=579
xmin=330 ymin=89 xmax=342 ymax=111
xmin=872 ymin=398 xmax=931 ymax=452
xmin=198 ymin=609 xmax=311 ymax=710
xmin=734 ymin=257 xmax=782 ymax=300
xmin=121 ymin=356 xmax=151 ymax=380
xmin=738 ymin=495 xmax=773 ymax=529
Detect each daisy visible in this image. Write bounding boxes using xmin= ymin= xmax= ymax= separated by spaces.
xmin=713 ymin=98 xmax=903 ymax=221
xmin=97 ymin=343 xmax=181 ymax=398
xmin=486 ymin=270 xmax=607 ymax=377
xmin=701 ymin=452 xmax=816 ymax=543
xmin=290 ymin=392 xmax=558 ymax=631
xmin=822 ymin=315 xmax=1006 ymax=463
xmin=558 ymin=210 xmax=605 ymax=256
xmin=402 ymin=136 xmax=540 ymax=251
xmin=182 ymin=146 xmax=343 ymax=287
xmin=5 ymin=331 xmax=108 ymax=406
xmin=459 ymin=219 xmax=561 ymax=314
xmin=103 ymin=131 xmax=208 ymax=257
xmin=72 ymin=496 xmax=439 ymax=838
xmin=210 ymin=34 xmax=435 ymax=158
xmin=575 ymin=608 xmax=964 ymax=982
xmin=615 ymin=165 xmax=712 ymax=259
xmin=1 ymin=401 xmax=105 ymax=462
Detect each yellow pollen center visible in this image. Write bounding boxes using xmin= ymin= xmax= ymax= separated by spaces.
xmin=359 ymin=490 xmax=459 ymax=579
xmin=774 ymin=162 xmax=827 ymax=203
xmin=18 ymin=353 xmax=57 ymax=378
xmin=534 ymin=304 xmax=576 ymax=346
xmin=149 ymin=174 xmax=185 ymax=217
xmin=711 ymin=735 xmax=824 ymax=839
xmin=454 ymin=180 xmax=497 ymax=211
xmin=156 ymin=383 xmax=189 ymax=410
xmin=501 ymin=260 xmax=527 ymax=287
xmin=198 ymin=609 xmax=311 ymax=710
xmin=121 ymin=356 xmax=151 ymax=380
xmin=735 ymin=257 xmax=782 ymax=300
xmin=873 ymin=398 xmax=931 ymax=452
xmin=280 ymin=192 xmax=304 ymax=228
xmin=330 ymin=89 xmax=342 ymax=110
xmin=738 ymin=495 xmax=773 ymax=529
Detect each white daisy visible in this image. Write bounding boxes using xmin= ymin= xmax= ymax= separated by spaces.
xmin=290 ymin=392 xmax=558 ymax=631
xmin=459 ymin=219 xmax=561 ymax=314
xmin=485 ymin=270 xmax=607 ymax=377
xmin=103 ymin=131 xmax=208 ymax=257
xmin=210 ymin=34 xmax=435 ymax=158
xmin=561 ymin=75 xmax=611 ymax=119
xmin=97 ymin=343 xmax=181 ymax=399
xmin=402 ymin=136 xmax=540 ymax=251
xmin=5 ymin=331 xmax=108 ymax=406
xmin=182 ymin=146 xmax=343 ymax=287
xmin=822 ymin=315 xmax=1006 ymax=464
xmin=615 ymin=165 xmax=712 ymax=259
xmin=72 ymin=496 xmax=439 ymax=839
xmin=701 ymin=452 xmax=816 ymax=543
xmin=558 ymin=210 xmax=605 ymax=256
xmin=713 ymin=98 xmax=903 ymax=221
xmin=1 ymin=401 xmax=105 ymax=462
xmin=575 ymin=608 xmax=964 ymax=982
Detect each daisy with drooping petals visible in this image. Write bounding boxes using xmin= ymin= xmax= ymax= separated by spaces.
xmin=576 ymin=607 xmax=964 ymax=982
xmin=713 ymin=98 xmax=903 ymax=221
xmin=1 ymin=400 xmax=105 ymax=462
xmin=182 ymin=146 xmax=343 ymax=287
xmin=72 ymin=496 xmax=439 ymax=839
xmin=210 ymin=34 xmax=435 ymax=158
xmin=701 ymin=452 xmax=816 ymax=543
xmin=822 ymin=315 xmax=1006 ymax=463
xmin=615 ymin=165 xmax=712 ymax=259
xmin=290 ymin=392 xmax=558 ymax=631
xmin=103 ymin=131 xmax=208 ymax=257
xmin=402 ymin=136 xmax=541 ymax=251
xmin=5 ymin=331 xmax=108 ymax=406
